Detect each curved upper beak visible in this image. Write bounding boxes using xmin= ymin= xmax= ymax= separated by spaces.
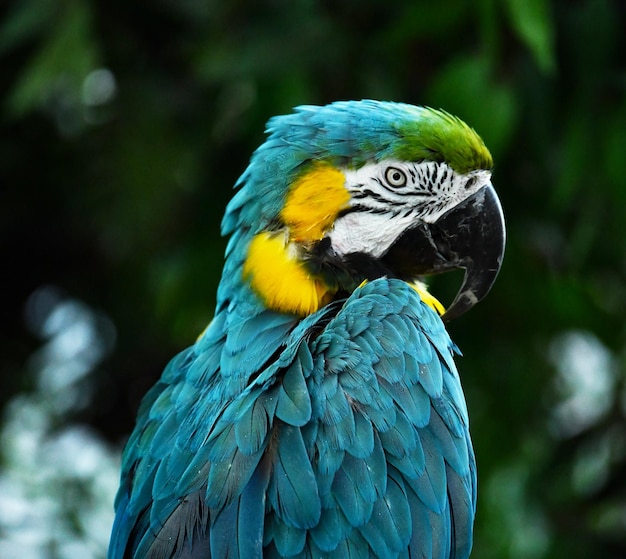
xmin=383 ymin=183 xmax=506 ymax=321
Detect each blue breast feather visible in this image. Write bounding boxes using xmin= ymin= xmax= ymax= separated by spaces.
xmin=109 ymin=278 xmax=476 ymax=559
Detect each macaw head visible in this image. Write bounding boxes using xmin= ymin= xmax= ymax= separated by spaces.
xmin=222 ymin=100 xmax=505 ymax=321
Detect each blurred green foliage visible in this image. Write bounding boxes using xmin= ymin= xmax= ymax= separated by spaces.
xmin=1 ymin=0 xmax=625 ymax=557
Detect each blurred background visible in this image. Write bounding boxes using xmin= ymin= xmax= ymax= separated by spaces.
xmin=1 ymin=0 xmax=625 ymax=557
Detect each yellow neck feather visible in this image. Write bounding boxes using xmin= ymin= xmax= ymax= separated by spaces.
xmin=242 ymin=232 xmax=445 ymax=318
xmin=410 ymin=280 xmax=445 ymax=316
xmin=242 ymin=163 xmax=350 ymax=316
xmin=243 ymin=231 xmax=336 ymax=316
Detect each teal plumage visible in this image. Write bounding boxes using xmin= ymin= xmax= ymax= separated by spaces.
xmin=109 ymin=100 xmax=505 ymax=559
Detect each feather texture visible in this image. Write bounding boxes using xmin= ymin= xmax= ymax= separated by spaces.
xmin=109 ymin=279 xmax=476 ymax=559
xmin=108 ymin=101 xmax=487 ymax=559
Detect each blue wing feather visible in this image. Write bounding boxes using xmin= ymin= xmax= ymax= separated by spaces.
xmin=275 ymin=360 xmax=312 ymax=426
xmin=379 ymin=409 xmax=420 ymax=458
xmin=209 ymin=458 xmax=269 ymax=559
xmin=359 ymin=472 xmax=412 ymax=557
xmin=268 ymin=517 xmax=307 ymax=557
xmin=269 ymin=424 xmax=321 ymax=529
xmin=109 ymin=278 xmax=476 ymax=559
xmin=349 ymin=411 xmax=374 ymax=459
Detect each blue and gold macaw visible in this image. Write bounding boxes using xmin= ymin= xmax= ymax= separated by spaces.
xmin=109 ymin=100 xmax=505 ymax=559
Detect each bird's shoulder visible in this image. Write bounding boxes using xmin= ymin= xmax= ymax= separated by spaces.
xmin=110 ymin=277 xmax=475 ymax=559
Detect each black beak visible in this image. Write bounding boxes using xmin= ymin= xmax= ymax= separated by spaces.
xmin=383 ymin=184 xmax=505 ymax=321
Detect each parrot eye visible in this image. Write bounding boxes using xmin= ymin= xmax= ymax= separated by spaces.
xmin=384 ymin=166 xmax=408 ymax=188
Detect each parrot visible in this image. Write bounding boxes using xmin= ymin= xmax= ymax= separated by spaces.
xmin=108 ymin=100 xmax=505 ymax=559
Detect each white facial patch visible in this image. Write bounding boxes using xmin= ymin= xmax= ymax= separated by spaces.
xmin=329 ymin=211 xmax=417 ymax=258
xmin=327 ymin=159 xmax=491 ymax=257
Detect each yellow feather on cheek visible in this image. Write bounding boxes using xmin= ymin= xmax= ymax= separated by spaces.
xmin=243 ymin=232 xmax=335 ymax=316
xmin=281 ymin=163 xmax=350 ymax=242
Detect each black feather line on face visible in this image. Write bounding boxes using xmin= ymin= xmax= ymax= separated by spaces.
xmin=303 ymin=237 xmax=397 ymax=295
xmin=337 ymin=205 xmax=396 ymax=217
